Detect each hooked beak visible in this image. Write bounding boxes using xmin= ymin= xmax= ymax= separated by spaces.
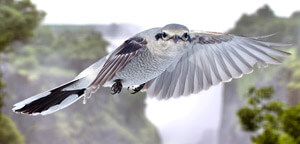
xmin=173 ymin=35 xmax=179 ymax=43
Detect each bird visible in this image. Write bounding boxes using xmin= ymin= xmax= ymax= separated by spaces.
xmin=12 ymin=23 xmax=291 ymax=116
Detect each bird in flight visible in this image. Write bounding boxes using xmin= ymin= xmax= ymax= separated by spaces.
xmin=12 ymin=24 xmax=291 ymax=115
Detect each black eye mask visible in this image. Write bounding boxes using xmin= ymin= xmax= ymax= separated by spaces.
xmin=155 ymin=33 xmax=191 ymax=42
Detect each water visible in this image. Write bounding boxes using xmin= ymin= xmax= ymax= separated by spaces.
xmin=146 ymin=85 xmax=223 ymax=144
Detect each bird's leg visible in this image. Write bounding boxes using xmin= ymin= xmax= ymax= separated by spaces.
xmin=111 ymin=79 xmax=122 ymax=95
xmin=131 ymin=83 xmax=145 ymax=94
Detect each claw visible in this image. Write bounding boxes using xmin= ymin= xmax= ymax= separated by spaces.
xmin=131 ymin=83 xmax=145 ymax=94
xmin=111 ymin=79 xmax=122 ymax=95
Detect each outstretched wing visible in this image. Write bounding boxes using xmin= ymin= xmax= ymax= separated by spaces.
xmin=90 ymin=37 xmax=147 ymax=86
xmin=145 ymin=32 xmax=291 ymax=99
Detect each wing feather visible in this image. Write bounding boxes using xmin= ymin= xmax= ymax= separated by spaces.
xmin=145 ymin=32 xmax=290 ymax=99
xmin=89 ymin=37 xmax=147 ymax=87
xmin=220 ymin=43 xmax=243 ymax=74
xmin=206 ymin=46 xmax=222 ymax=83
xmin=238 ymin=39 xmax=281 ymax=64
xmin=211 ymin=44 xmax=233 ymax=78
xmin=179 ymin=54 xmax=189 ymax=96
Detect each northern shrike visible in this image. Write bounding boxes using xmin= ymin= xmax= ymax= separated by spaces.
xmin=13 ymin=24 xmax=291 ymax=115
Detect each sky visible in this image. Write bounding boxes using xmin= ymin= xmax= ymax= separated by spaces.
xmin=30 ymin=0 xmax=300 ymax=144
xmin=32 ymin=0 xmax=300 ymax=32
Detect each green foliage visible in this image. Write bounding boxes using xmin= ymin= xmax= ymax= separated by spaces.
xmin=8 ymin=26 xmax=109 ymax=81
xmin=0 ymin=1 xmax=160 ymax=144
xmin=256 ymin=5 xmax=275 ymax=18
xmin=285 ymin=53 xmax=300 ymax=105
xmin=0 ymin=0 xmax=45 ymax=52
xmin=238 ymin=86 xmax=275 ymax=131
xmin=5 ymin=25 xmax=160 ymax=143
xmin=0 ymin=0 xmax=44 ymax=107
xmin=278 ymin=134 xmax=297 ymax=144
xmin=0 ymin=0 xmax=44 ymax=106
xmin=0 ymin=0 xmax=44 ymax=109
xmin=229 ymin=5 xmax=300 ymax=45
xmin=228 ymin=5 xmax=300 ymax=106
xmin=252 ymin=128 xmax=279 ymax=144
xmin=54 ymin=91 xmax=160 ymax=144
xmin=0 ymin=72 xmax=7 ymax=109
xmin=238 ymin=107 xmax=262 ymax=131
xmin=237 ymin=86 xmax=300 ymax=144
xmin=281 ymin=105 xmax=300 ymax=139
xmin=0 ymin=1 xmax=44 ymax=143
xmin=0 ymin=113 xmax=25 ymax=144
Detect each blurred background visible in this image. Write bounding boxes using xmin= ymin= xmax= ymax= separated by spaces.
xmin=0 ymin=0 xmax=300 ymax=144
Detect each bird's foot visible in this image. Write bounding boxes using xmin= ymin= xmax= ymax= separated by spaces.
xmin=131 ymin=83 xmax=145 ymax=94
xmin=111 ymin=79 xmax=122 ymax=95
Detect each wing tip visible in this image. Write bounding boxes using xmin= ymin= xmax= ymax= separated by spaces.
xmin=282 ymin=50 xmax=292 ymax=56
xmin=12 ymin=91 xmax=53 ymax=116
xmin=12 ymin=103 xmax=25 ymax=112
xmin=12 ymin=105 xmax=40 ymax=116
xmin=12 ymin=104 xmax=41 ymax=116
xmin=12 ymin=90 xmax=84 ymax=116
xmin=250 ymin=33 xmax=278 ymax=40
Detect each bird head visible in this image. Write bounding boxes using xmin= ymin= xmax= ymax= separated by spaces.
xmin=155 ymin=24 xmax=191 ymax=43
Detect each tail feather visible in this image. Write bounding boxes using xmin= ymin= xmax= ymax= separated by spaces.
xmin=12 ymin=56 xmax=108 ymax=116
xmin=12 ymin=80 xmax=85 ymax=116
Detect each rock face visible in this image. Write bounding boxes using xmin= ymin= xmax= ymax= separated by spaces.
xmin=218 ymin=74 xmax=288 ymax=144
xmin=2 ymin=24 xmax=161 ymax=144
xmin=218 ymin=5 xmax=299 ymax=144
xmin=218 ymin=71 xmax=288 ymax=144
xmin=4 ymin=79 xmax=160 ymax=144
xmin=218 ymin=81 xmax=252 ymax=144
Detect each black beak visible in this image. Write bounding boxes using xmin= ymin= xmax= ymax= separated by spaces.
xmin=173 ymin=35 xmax=179 ymax=43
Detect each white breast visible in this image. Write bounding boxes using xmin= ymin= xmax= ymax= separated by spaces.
xmin=104 ymin=49 xmax=168 ymax=87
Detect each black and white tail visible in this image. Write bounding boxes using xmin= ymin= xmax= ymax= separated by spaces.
xmin=12 ymin=79 xmax=86 ymax=115
xmin=12 ymin=56 xmax=108 ymax=116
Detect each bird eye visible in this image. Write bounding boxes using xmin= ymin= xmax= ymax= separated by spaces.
xmin=155 ymin=32 xmax=169 ymax=40
xmin=182 ymin=33 xmax=189 ymax=41
xmin=162 ymin=32 xmax=168 ymax=39
xmin=183 ymin=33 xmax=188 ymax=38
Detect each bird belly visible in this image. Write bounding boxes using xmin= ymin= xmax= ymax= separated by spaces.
xmin=104 ymin=50 xmax=174 ymax=87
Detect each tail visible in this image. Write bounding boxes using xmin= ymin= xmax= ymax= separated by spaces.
xmin=12 ymin=56 xmax=108 ymax=116
xmin=12 ymin=79 xmax=86 ymax=116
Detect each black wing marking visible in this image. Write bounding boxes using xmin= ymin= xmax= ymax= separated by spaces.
xmin=14 ymin=80 xmax=85 ymax=114
xmin=90 ymin=37 xmax=147 ymax=86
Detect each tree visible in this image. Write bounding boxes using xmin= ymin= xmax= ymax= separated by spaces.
xmin=0 ymin=73 xmax=6 ymax=109
xmin=0 ymin=113 xmax=25 ymax=144
xmin=218 ymin=4 xmax=300 ymax=144
xmin=228 ymin=4 xmax=300 ymax=45
xmin=4 ymin=24 xmax=162 ymax=143
xmin=9 ymin=26 xmax=109 ymax=82
xmin=285 ymin=53 xmax=300 ymax=105
xmin=227 ymin=4 xmax=300 ymax=105
xmin=0 ymin=0 xmax=44 ymax=107
xmin=0 ymin=0 xmax=45 ymax=51
xmin=237 ymin=86 xmax=300 ymax=144
xmin=256 ymin=5 xmax=275 ymax=19
xmin=0 ymin=0 xmax=44 ymax=144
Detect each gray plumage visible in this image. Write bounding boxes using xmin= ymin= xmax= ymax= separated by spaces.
xmin=12 ymin=23 xmax=291 ymax=115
